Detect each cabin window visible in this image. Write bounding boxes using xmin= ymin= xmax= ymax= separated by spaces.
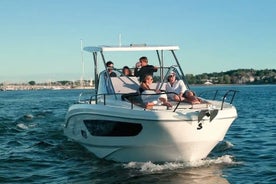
xmin=83 ymin=120 xmax=143 ymax=136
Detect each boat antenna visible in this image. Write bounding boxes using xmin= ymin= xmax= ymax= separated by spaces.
xmin=119 ymin=33 xmax=122 ymax=46
xmin=80 ymin=39 xmax=84 ymax=88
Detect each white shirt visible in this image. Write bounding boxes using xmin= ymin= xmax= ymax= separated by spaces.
xmin=166 ymin=80 xmax=186 ymax=100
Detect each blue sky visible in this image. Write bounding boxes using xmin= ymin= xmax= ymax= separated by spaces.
xmin=0 ymin=0 xmax=275 ymax=83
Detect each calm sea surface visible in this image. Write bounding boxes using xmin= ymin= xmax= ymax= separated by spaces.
xmin=0 ymin=85 xmax=275 ymax=184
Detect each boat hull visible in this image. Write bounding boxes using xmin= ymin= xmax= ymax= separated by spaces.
xmin=64 ymin=103 xmax=237 ymax=162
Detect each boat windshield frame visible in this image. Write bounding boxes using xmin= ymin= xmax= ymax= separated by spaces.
xmin=83 ymin=45 xmax=179 ymax=52
xmin=83 ymin=44 xmax=189 ymax=95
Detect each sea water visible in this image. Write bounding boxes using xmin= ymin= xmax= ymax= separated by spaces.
xmin=0 ymin=85 xmax=275 ymax=184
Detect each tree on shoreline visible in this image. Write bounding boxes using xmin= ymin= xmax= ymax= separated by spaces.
xmin=185 ymin=69 xmax=276 ymax=85
xmin=28 ymin=81 xmax=36 ymax=85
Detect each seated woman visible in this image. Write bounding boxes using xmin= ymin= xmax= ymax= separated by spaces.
xmin=121 ymin=66 xmax=133 ymax=76
xmin=183 ymin=90 xmax=204 ymax=104
xmin=139 ymin=75 xmax=172 ymax=109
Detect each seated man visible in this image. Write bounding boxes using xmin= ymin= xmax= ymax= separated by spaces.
xmin=166 ymin=72 xmax=186 ymax=101
xmin=106 ymin=61 xmax=117 ymax=77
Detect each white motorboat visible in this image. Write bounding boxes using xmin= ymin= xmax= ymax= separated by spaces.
xmin=64 ymin=44 xmax=238 ymax=162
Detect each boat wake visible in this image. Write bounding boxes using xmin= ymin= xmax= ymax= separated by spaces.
xmin=15 ymin=114 xmax=38 ymax=130
xmin=14 ymin=111 xmax=53 ymax=130
xmin=213 ymin=141 xmax=234 ymax=152
xmin=123 ymin=155 xmax=240 ymax=173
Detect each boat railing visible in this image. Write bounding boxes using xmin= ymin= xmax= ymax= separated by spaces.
xmin=78 ymin=90 xmax=238 ymax=111
xmin=220 ymin=90 xmax=239 ymax=110
xmin=79 ymin=93 xmax=112 ymax=105
xmin=78 ymin=91 xmax=96 ymax=104
xmin=198 ymin=89 xmax=239 ymax=110
xmin=80 ymin=92 xmax=169 ymax=109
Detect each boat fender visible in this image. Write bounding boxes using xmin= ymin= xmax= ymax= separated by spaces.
xmin=197 ymin=109 xmax=218 ymax=130
xmin=197 ymin=110 xmax=209 ymax=130
xmin=209 ymin=109 xmax=219 ymax=122
xmin=198 ymin=109 xmax=219 ymax=123
xmin=198 ymin=110 xmax=209 ymax=123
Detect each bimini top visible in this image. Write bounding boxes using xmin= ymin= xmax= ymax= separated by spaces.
xmin=83 ymin=44 xmax=179 ymax=53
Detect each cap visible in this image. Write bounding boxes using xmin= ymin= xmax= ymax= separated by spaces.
xmin=168 ymin=72 xmax=176 ymax=76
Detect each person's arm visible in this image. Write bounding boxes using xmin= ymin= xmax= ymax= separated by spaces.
xmin=134 ymin=67 xmax=139 ymax=77
xmin=165 ymin=83 xmax=169 ymax=92
xmin=178 ymin=80 xmax=186 ymax=97
xmin=178 ymin=92 xmax=184 ymax=99
xmin=134 ymin=62 xmax=142 ymax=77
xmin=148 ymin=65 xmax=157 ymax=73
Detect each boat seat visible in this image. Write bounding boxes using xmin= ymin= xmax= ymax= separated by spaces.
xmin=151 ymin=82 xmax=167 ymax=91
xmin=111 ymin=76 xmax=140 ymax=94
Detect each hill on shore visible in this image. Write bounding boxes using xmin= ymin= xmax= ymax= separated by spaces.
xmin=185 ymin=69 xmax=276 ymax=85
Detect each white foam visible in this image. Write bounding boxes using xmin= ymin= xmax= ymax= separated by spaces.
xmin=195 ymin=155 xmax=236 ymax=166
xmin=123 ymin=155 xmax=239 ymax=173
xmin=16 ymin=122 xmax=37 ymax=130
xmin=24 ymin=114 xmax=34 ymax=119
xmin=16 ymin=123 xmax=29 ymax=130
xmin=225 ymin=141 xmax=234 ymax=149
xmin=124 ymin=161 xmax=185 ymax=173
xmin=28 ymin=123 xmax=37 ymax=128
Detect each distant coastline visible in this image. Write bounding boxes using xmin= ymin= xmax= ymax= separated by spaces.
xmin=0 ymin=84 xmax=94 ymax=91
xmin=0 ymin=79 xmax=94 ymax=91
xmin=1 ymin=69 xmax=275 ymax=91
xmin=185 ymin=68 xmax=276 ymax=85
